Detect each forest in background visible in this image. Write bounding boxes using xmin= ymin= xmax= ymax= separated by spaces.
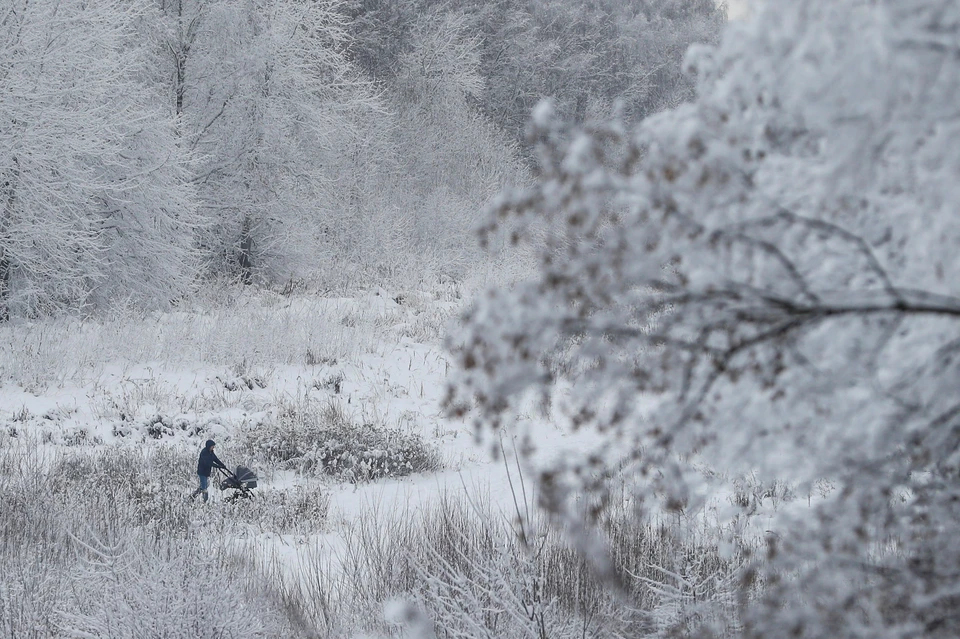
xmin=0 ymin=0 xmax=724 ymax=319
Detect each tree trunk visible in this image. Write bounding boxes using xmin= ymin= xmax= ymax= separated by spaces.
xmin=172 ymin=0 xmax=189 ymax=130
xmin=237 ymin=217 xmax=253 ymax=285
xmin=0 ymin=158 xmax=18 ymax=322
xmin=0 ymin=255 xmax=9 ymax=323
xmin=574 ymin=92 xmax=587 ymax=124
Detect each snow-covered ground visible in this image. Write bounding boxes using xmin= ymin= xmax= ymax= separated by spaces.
xmin=0 ymin=285 xmax=816 ymax=527
xmin=0 ymin=288 xmax=820 ymax=636
xmin=0 ymin=289 xmax=600 ymax=568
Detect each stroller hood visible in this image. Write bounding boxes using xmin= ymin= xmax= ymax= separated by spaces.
xmin=234 ymin=466 xmax=257 ymax=488
xmin=219 ymin=466 xmax=258 ymax=491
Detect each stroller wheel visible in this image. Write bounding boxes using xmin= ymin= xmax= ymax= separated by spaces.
xmin=225 ymin=488 xmax=254 ymax=503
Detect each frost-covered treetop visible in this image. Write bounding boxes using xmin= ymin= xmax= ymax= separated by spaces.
xmin=448 ymin=1 xmax=960 ymax=636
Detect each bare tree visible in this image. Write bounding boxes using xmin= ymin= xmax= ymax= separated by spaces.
xmin=448 ymin=0 xmax=960 ymax=636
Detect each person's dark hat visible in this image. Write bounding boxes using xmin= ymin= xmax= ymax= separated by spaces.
xmin=205 ymin=439 xmax=216 ymax=449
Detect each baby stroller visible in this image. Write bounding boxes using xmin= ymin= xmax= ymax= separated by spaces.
xmin=217 ymin=465 xmax=258 ymax=502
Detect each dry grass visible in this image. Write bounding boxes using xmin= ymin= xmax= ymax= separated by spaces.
xmin=0 ymin=436 xmax=328 ymax=639
xmin=0 ymin=429 xmax=756 ymax=639
xmin=277 ymin=486 xmax=750 ymax=638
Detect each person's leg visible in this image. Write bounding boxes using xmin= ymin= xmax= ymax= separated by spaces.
xmin=191 ymin=474 xmax=209 ymax=501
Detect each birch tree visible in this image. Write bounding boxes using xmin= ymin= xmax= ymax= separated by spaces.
xmin=448 ymin=0 xmax=960 ymax=636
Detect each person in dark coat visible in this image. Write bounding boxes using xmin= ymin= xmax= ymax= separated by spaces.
xmin=191 ymin=439 xmax=227 ymax=502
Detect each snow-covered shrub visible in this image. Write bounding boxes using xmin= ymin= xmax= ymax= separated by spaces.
xmin=241 ymin=397 xmax=441 ymax=482
xmin=56 ymin=531 xmax=299 ymax=639
xmin=729 ymin=473 xmax=797 ymax=515
xmin=314 ymin=371 xmax=344 ymax=394
xmin=47 ymin=445 xmax=195 ymax=533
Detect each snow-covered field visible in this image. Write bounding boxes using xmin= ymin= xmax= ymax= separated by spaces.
xmin=0 ymin=285 xmax=556 ymax=514
xmin=0 ymin=287 xmax=800 ymax=637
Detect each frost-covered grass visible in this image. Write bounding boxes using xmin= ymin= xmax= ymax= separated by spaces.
xmin=0 ymin=431 xmax=756 ymax=638
xmin=272 ymin=488 xmax=751 ymax=638
xmin=0 ymin=283 xmax=462 ymax=391
xmin=0 ymin=438 xmax=319 ymax=638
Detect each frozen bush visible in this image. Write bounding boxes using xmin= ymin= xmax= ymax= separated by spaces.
xmin=241 ymin=398 xmax=441 ymax=482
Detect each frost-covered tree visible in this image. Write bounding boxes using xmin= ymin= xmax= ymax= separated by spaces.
xmin=509 ymin=0 xmax=723 ymax=124
xmin=0 ymin=0 xmax=197 ymax=317
xmin=448 ymin=0 xmax=960 ymax=636
xmin=154 ymin=0 xmax=379 ymax=284
xmin=345 ymin=0 xmax=725 ymax=155
xmin=387 ymin=9 xmax=522 ymax=279
xmin=319 ymin=6 xmax=527 ymax=286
